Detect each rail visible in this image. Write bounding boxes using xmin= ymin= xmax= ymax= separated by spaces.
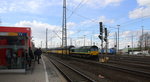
xmin=48 ymin=56 xmax=96 ymax=82
xmin=72 ymin=57 xmax=150 ymax=78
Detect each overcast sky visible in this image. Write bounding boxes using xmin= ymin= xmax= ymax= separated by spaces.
xmin=0 ymin=0 xmax=150 ymax=49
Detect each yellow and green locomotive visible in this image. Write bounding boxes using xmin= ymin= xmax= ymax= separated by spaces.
xmin=47 ymin=45 xmax=99 ymax=58
xmin=70 ymin=46 xmax=99 ymax=58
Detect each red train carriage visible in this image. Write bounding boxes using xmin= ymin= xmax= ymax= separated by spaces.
xmin=0 ymin=26 xmax=33 ymax=72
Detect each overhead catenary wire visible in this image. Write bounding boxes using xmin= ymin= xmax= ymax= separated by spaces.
xmin=67 ymin=0 xmax=87 ymax=20
xmin=53 ymin=31 xmax=62 ymax=40
xmin=66 ymin=8 xmax=98 ymax=23
xmin=120 ymin=15 xmax=150 ymax=25
xmin=67 ymin=6 xmax=150 ymax=30
xmin=62 ymin=2 xmax=150 ymax=49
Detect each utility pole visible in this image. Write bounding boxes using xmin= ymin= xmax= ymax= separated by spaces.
xmin=74 ymin=40 xmax=76 ymax=46
xmin=62 ymin=0 xmax=67 ymax=55
xmin=41 ymin=41 xmax=42 ymax=48
xmin=84 ymin=35 xmax=86 ymax=46
xmin=93 ymin=42 xmax=95 ymax=45
xmin=46 ymin=28 xmax=48 ymax=50
xmin=131 ymin=34 xmax=134 ymax=55
xmin=117 ymin=25 xmax=120 ymax=54
xmin=70 ymin=38 xmax=72 ymax=45
xmin=91 ymin=36 xmax=93 ymax=46
xmin=141 ymin=26 xmax=144 ymax=54
xmin=115 ymin=32 xmax=117 ymax=54
xmin=79 ymin=41 xmax=81 ymax=46
xmin=114 ymin=32 xmax=116 ymax=48
xmin=51 ymin=37 xmax=53 ymax=48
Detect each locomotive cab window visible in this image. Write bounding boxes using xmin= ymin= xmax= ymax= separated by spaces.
xmin=90 ymin=48 xmax=98 ymax=51
xmin=90 ymin=46 xmax=98 ymax=51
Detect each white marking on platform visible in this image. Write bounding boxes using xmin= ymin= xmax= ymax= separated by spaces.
xmin=42 ymin=56 xmax=49 ymax=82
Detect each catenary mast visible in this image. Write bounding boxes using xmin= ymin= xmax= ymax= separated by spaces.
xmin=62 ymin=0 xmax=67 ymax=54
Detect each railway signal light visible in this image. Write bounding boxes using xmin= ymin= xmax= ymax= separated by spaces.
xmin=104 ymin=28 xmax=107 ymax=37
xmin=128 ymin=45 xmax=130 ymax=47
xmin=98 ymin=35 xmax=102 ymax=40
xmin=99 ymin=22 xmax=103 ymax=35
xmin=104 ymin=37 xmax=107 ymax=42
xmin=104 ymin=28 xmax=107 ymax=42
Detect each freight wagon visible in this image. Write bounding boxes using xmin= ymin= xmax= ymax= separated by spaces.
xmin=99 ymin=48 xmax=116 ymax=55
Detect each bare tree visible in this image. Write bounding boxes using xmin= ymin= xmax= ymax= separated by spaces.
xmin=138 ymin=32 xmax=150 ymax=50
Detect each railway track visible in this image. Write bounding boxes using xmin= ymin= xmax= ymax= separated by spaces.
xmin=47 ymin=56 xmax=97 ymax=82
xmin=100 ymin=63 xmax=150 ymax=78
xmin=68 ymin=57 xmax=150 ymax=80
xmin=108 ymin=60 xmax=150 ymax=70
xmin=110 ymin=58 xmax=150 ymax=65
xmin=107 ymin=55 xmax=150 ymax=63
xmin=46 ymin=54 xmax=150 ymax=82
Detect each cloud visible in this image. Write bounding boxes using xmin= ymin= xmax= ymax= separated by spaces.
xmin=0 ymin=0 xmax=123 ymax=14
xmin=98 ymin=16 xmax=114 ymax=23
xmin=15 ymin=20 xmax=59 ymax=30
xmin=129 ymin=0 xmax=150 ymax=19
xmin=67 ymin=22 xmax=76 ymax=28
xmin=129 ymin=7 xmax=150 ymax=19
xmin=137 ymin=0 xmax=150 ymax=6
xmin=109 ymin=32 xmax=115 ymax=37
xmin=0 ymin=0 xmax=59 ymax=14
xmin=69 ymin=0 xmax=122 ymax=8
xmin=15 ymin=20 xmax=61 ymax=47
xmin=14 ymin=20 xmax=77 ymax=47
xmin=16 ymin=19 xmax=142 ymax=49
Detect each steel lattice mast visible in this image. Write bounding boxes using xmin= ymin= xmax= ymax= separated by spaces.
xmin=62 ymin=0 xmax=67 ymax=49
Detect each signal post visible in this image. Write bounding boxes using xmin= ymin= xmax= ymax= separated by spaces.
xmin=98 ymin=22 xmax=109 ymax=62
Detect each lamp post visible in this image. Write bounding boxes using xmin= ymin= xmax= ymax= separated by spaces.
xmin=141 ymin=26 xmax=144 ymax=54
xmin=117 ymin=25 xmax=120 ymax=54
xmin=41 ymin=41 xmax=42 ymax=48
xmin=84 ymin=35 xmax=86 ymax=46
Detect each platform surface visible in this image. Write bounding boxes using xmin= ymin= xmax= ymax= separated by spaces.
xmin=0 ymin=55 xmax=67 ymax=82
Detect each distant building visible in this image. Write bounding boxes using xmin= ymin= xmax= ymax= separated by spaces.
xmin=122 ymin=48 xmax=141 ymax=55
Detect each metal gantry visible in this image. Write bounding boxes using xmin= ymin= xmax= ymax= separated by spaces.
xmin=62 ymin=0 xmax=67 ymax=55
